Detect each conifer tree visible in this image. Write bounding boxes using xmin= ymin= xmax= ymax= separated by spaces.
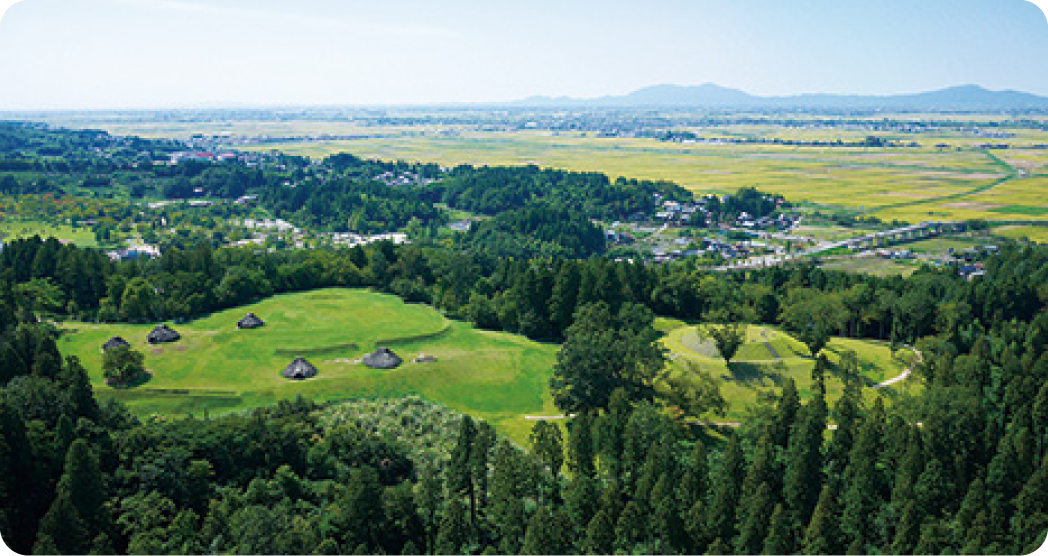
xmin=399 ymin=540 xmax=418 ymax=555
xmin=530 ymin=420 xmax=564 ymax=476
xmin=582 ymin=508 xmax=616 ymax=555
xmin=762 ymin=503 xmax=792 ymax=555
xmin=653 ymin=491 xmax=687 ymax=554
xmin=449 ymin=415 xmax=479 ymax=534
xmin=0 ymin=401 xmax=40 ymax=553
xmin=35 ymin=491 xmax=88 ymax=555
xmin=58 ymin=438 xmax=106 ymax=536
xmin=705 ymin=537 xmax=729 ymax=556
xmin=614 ymin=500 xmax=648 ymax=552
xmin=783 ymin=395 xmax=826 ymax=528
xmin=522 ymin=506 xmax=562 ymax=555
xmin=31 ymin=534 xmax=61 ymax=556
xmin=734 ymin=482 xmax=774 ymax=555
xmin=802 ymin=483 xmax=841 ymax=555
xmin=677 ymin=441 xmax=709 ymax=506
xmin=434 ymin=498 xmax=468 ymax=555
xmin=1010 ymin=453 xmax=1048 ymax=553
xmin=890 ymin=500 xmax=922 ymax=555
xmin=704 ymin=434 xmax=744 ymax=544
xmin=771 ymin=378 xmax=800 ymax=449
xmin=567 ymin=411 xmax=596 ymax=477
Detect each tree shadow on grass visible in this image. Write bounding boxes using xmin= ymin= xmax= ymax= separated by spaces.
xmin=725 ymin=361 xmax=785 ymax=388
xmin=105 ymin=370 xmax=153 ymax=389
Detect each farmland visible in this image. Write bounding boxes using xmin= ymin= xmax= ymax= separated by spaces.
xmin=61 ymin=112 xmax=1048 ymax=234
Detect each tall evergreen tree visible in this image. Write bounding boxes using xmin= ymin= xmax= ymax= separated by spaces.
xmin=802 ymin=483 xmax=841 ymax=555
xmin=762 ymin=503 xmax=792 ymax=555
xmin=705 ymin=434 xmax=744 ymax=545
xmin=567 ymin=411 xmax=596 ymax=477
xmin=57 ymin=438 xmax=106 ymax=535
xmin=783 ymin=394 xmax=826 ymax=529
xmin=734 ymin=482 xmax=774 ymax=555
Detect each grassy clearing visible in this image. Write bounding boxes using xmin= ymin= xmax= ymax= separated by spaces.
xmin=57 ymin=288 xmax=558 ymax=445
xmin=0 ymin=220 xmax=98 ymax=247
xmin=819 ymin=257 xmax=920 ymax=277
xmin=663 ymin=324 xmax=920 ymax=422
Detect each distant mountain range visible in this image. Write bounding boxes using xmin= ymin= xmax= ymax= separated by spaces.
xmin=514 ymin=84 xmax=1048 ymax=110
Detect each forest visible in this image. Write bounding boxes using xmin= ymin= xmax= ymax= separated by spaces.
xmin=1 ymin=239 xmax=1048 ymax=554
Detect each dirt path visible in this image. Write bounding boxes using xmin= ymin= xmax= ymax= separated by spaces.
xmin=872 ymin=345 xmax=922 ymax=389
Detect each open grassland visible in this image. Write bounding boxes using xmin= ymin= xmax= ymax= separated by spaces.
xmin=0 ymin=219 xmax=98 ymax=247
xmin=819 ymin=257 xmax=920 ymax=277
xmin=662 ymin=323 xmax=920 ymax=422
xmin=56 ymin=288 xmax=558 ymax=445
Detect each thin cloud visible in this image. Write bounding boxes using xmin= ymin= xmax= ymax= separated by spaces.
xmin=111 ymin=0 xmax=459 ymax=39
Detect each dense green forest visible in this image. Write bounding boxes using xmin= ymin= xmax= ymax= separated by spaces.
xmin=2 ymin=242 xmax=1048 ymax=553
xmin=1 ymin=121 xmax=1047 ymax=554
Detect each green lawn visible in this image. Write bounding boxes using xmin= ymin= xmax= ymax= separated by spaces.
xmin=57 ymin=288 xmax=558 ymax=445
xmin=662 ymin=323 xmax=920 ymax=421
xmin=0 ymin=220 xmax=98 ymax=247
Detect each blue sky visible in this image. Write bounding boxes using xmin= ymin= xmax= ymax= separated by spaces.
xmin=0 ymin=0 xmax=1046 ymax=109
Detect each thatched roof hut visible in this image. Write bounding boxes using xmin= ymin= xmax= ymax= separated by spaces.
xmin=238 ymin=313 xmax=265 ymax=329
xmin=147 ymin=324 xmax=181 ymax=344
xmin=102 ymin=336 xmax=131 ymax=351
xmin=363 ymin=347 xmax=403 ymax=369
xmin=282 ymin=356 xmax=318 ymax=380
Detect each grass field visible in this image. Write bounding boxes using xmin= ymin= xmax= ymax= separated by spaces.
xmin=0 ymin=220 xmax=98 ymax=247
xmin=819 ymin=257 xmax=919 ymax=277
xmin=57 ymin=288 xmax=558 ymax=445
xmin=662 ymin=323 xmax=920 ymax=422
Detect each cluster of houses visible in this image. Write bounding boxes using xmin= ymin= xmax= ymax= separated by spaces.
xmin=374 ymin=171 xmax=439 ymax=187
xmin=651 ymin=198 xmax=798 ymax=231
xmin=107 ymin=244 xmax=161 ymax=261
xmin=653 ymin=199 xmax=708 ymax=225
xmin=650 ymin=237 xmax=778 ymax=264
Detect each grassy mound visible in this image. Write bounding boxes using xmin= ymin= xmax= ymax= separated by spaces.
xmin=57 ymin=288 xmax=558 ymax=444
xmin=662 ymin=323 xmax=921 ymax=421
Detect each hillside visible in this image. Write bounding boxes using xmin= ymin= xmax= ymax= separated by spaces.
xmin=57 ymin=288 xmax=558 ymax=443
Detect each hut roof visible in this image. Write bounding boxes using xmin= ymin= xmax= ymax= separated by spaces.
xmin=238 ymin=313 xmax=265 ymax=329
xmin=147 ymin=324 xmax=181 ymax=344
xmin=282 ymin=356 xmax=318 ymax=380
xmin=363 ymin=346 xmax=403 ymax=369
xmin=102 ymin=336 xmax=131 ymax=351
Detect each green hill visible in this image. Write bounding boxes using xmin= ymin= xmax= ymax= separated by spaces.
xmin=662 ymin=323 xmax=921 ymax=421
xmin=57 ymin=288 xmax=558 ymax=443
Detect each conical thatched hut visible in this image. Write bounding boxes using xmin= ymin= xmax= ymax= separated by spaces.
xmin=282 ymin=356 xmax=318 ymax=380
xmin=363 ymin=347 xmax=403 ymax=369
xmin=147 ymin=324 xmax=181 ymax=344
xmin=238 ymin=313 xmax=265 ymax=329
xmin=102 ymin=336 xmax=131 ymax=351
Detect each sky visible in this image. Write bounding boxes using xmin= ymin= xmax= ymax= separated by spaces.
xmin=0 ymin=0 xmax=1046 ymax=109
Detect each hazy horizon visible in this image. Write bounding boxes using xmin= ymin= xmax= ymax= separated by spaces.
xmin=0 ymin=0 xmax=1047 ymax=110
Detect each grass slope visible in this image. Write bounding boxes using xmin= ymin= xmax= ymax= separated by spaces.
xmin=662 ymin=323 xmax=920 ymax=421
xmin=57 ymin=288 xmax=558 ymax=444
